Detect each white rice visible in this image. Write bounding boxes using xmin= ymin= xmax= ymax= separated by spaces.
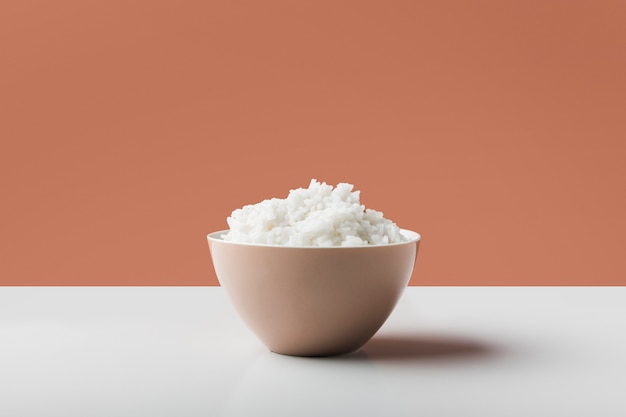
xmin=222 ymin=179 xmax=406 ymax=246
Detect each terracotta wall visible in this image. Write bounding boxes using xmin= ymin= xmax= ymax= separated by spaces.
xmin=2 ymin=0 xmax=625 ymax=285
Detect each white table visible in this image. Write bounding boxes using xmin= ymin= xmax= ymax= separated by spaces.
xmin=1 ymin=287 xmax=625 ymax=417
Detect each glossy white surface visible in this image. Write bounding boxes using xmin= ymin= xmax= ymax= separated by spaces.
xmin=1 ymin=287 xmax=625 ymax=416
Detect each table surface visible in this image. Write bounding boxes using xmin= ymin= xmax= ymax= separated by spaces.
xmin=1 ymin=287 xmax=625 ymax=417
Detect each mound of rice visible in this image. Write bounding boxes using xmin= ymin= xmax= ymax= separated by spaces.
xmin=222 ymin=179 xmax=406 ymax=246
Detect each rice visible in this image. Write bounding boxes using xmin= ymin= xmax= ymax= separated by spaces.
xmin=222 ymin=179 xmax=406 ymax=246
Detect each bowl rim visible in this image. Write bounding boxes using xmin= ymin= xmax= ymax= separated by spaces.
xmin=207 ymin=229 xmax=420 ymax=248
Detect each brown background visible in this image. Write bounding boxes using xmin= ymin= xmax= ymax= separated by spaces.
xmin=1 ymin=0 xmax=625 ymax=286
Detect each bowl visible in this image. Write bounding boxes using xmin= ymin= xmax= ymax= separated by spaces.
xmin=207 ymin=229 xmax=420 ymax=356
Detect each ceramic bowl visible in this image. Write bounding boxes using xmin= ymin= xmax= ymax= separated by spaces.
xmin=208 ymin=229 xmax=420 ymax=356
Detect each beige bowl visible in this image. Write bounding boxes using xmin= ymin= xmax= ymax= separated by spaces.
xmin=207 ymin=229 xmax=420 ymax=357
